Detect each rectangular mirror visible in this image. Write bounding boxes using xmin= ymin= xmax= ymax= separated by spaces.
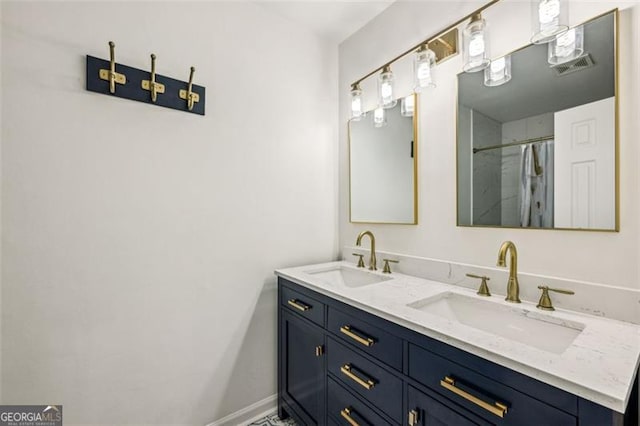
xmin=457 ymin=10 xmax=617 ymax=231
xmin=350 ymin=95 xmax=418 ymax=224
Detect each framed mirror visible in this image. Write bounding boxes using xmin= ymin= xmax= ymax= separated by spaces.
xmin=350 ymin=95 xmax=418 ymax=224
xmin=457 ymin=10 xmax=618 ymax=231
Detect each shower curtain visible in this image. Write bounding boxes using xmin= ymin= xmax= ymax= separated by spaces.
xmin=520 ymin=141 xmax=554 ymax=227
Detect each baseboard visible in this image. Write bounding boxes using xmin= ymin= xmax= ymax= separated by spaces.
xmin=206 ymin=394 xmax=277 ymax=426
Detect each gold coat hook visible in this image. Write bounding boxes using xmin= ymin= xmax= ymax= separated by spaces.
xmin=179 ymin=66 xmax=200 ymax=111
xmin=141 ymin=53 xmax=165 ymax=102
xmin=98 ymin=41 xmax=126 ymax=93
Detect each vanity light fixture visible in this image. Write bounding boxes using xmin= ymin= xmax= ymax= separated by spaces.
xmin=531 ymin=0 xmax=569 ymax=44
xmin=484 ymin=55 xmax=511 ymax=87
xmin=548 ymin=26 xmax=584 ymax=65
xmin=414 ymin=44 xmax=436 ymax=92
xmin=462 ymin=13 xmax=490 ymax=73
xmin=401 ymin=95 xmax=415 ymax=117
xmin=378 ymin=65 xmax=397 ymax=109
xmin=373 ymin=106 xmax=386 ymax=128
xmin=350 ymin=83 xmax=364 ymax=121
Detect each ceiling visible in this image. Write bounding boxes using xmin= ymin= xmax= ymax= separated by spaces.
xmin=256 ymin=1 xmax=395 ymax=43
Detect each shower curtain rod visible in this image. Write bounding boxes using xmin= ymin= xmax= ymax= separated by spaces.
xmin=472 ymin=135 xmax=554 ymax=154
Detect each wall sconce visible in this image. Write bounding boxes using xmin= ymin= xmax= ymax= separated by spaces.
xmin=414 ymin=44 xmax=436 ymax=92
xmin=484 ymin=55 xmax=512 ymax=87
xmin=548 ymin=26 xmax=584 ymax=65
xmin=462 ymin=13 xmax=490 ymax=73
xmin=350 ymin=83 xmax=364 ymax=121
xmin=401 ymin=95 xmax=415 ymax=117
xmin=531 ymin=0 xmax=569 ymax=44
xmin=378 ymin=65 xmax=397 ymax=109
xmin=373 ymin=106 xmax=386 ymax=128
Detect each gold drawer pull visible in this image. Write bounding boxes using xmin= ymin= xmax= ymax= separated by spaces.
xmin=340 ymin=364 xmax=375 ymax=390
xmin=340 ymin=325 xmax=375 ymax=347
xmin=340 ymin=407 xmax=360 ymax=426
xmin=287 ymin=299 xmax=311 ymax=312
xmin=440 ymin=376 xmax=508 ymax=418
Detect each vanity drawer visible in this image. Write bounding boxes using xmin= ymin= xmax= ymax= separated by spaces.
xmin=328 ymin=377 xmax=396 ymax=426
xmin=281 ymin=284 xmax=325 ymax=327
xmin=408 ymin=344 xmax=576 ymax=425
xmin=327 ymin=337 xmax=403 ymax=423
xmin=328 ymin=306 xmax=402 ymax=371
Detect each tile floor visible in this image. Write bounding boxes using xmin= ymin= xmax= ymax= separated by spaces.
xmin=247 ymin=412 xmax=296 ymax=426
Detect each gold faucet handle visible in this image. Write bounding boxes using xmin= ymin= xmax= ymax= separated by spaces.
xmin=382 ymin=259 xmax=399 ymax=274
xmin=466 ymin=273 xmax=491 ymax=297
xmin=536 ymin=285 xmax=574 ymax=311
xmin=352 ymin=253 xmax=365 ymax=268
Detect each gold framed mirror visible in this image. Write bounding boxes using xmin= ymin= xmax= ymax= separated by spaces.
xmin=349 ymin=94 xmax=418 ymax=224
xmin=456 ymin=10 xmax=618 ymax=231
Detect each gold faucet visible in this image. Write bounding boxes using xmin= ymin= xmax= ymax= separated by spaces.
xmin=497 ymin=241 xmax=521 ymax=303
xmin=356 ymin=231 xmax=377 ymax=271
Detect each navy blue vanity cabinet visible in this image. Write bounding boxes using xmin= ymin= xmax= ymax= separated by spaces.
xmin=278 ymin=284 xmax=327 ymax=425
xmin=277 ymin=277 xmax=638 ymax=426
xmin=407 ymin=385 xmax=492 ymax=426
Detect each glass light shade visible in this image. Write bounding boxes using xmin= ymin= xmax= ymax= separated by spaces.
xmin=548 ymin=26 xmax=584 ymax=65
xmin=484 ymin=55 xmax=512 ymax=87
xmin=373 ymin=106 xmax=386 ymax=128
xmin=462 ymin=14 xmax=490 ymax=73
xmin=378 ymin=65 xmax=397 ymax=109
xmin=531 ymin=0 xmax=569 ymax=44
xmin=401 ymin=95 xmax=415 ymax=117
xmin=414 ymin=45 xmax=436 ymax=92
xmin=350 ymin=84 xmax=364 ymax=121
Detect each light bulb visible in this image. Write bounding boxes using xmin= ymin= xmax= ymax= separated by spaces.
xmin=378 ymin=65 xmax=397 ymax=109
xmin=401 ymin=95 xmax=415 ymax=117
xmin=350 ymin=83 xmax=364 ymax=121
xmin=531 ymin=0 xmax=568 ymax=44
xmin=463 ymin=13 xmax=490 ymax=73
xmin=414 ymin=44 xmax=436 ymax=92
xmin=484 ymin=55 xmax=511 ymax=87
xmin=548 ymin=25 xmax=584 ymax=65
xmin=373 ymin=106 xmax=386 ymax=128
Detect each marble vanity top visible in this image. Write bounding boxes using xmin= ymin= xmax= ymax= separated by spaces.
xmin=275 ymin=261 xmax=640 ymax=413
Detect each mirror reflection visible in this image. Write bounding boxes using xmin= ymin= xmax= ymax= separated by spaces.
xmin=350 ymin=95 xmax=417 ymax=224
xmin=457 ymin=11 xmax=616 ymax=231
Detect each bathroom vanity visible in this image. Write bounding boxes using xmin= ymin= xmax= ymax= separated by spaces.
xmin=276 ymin=262 xmax=639 ymax=426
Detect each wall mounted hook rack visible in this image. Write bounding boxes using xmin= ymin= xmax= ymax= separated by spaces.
xmin=86 ymin=41 xmax=206 ymax=115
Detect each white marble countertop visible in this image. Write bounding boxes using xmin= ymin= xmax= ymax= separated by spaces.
xmin=275 ymin=261 xmax=640 ymax=413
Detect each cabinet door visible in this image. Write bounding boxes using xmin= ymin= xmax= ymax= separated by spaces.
xmin=408 ymin=385 xmax=492 ymax=426
xmin=280 ymin=309 xmax=325 ymax=425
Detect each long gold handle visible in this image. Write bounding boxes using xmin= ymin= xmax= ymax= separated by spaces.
xmin=187 ymin=66 xmax=195 ymax=110
xmin=341 ymin=364 xmax=375 ymax=390
xmin=108 ymin=41 xmax=116 ymax=93
xmin=150 ymin=54 xmax=157 ymax=102
xmin=340 ymin=407 xmax=359 ymax=426
xmin=440 ymin=376 xmax=508 ymax=418
xmin=287 ymin=299 xmax=311 ymax=312
xmin=340 ymin=326 xmax=375 ymax=347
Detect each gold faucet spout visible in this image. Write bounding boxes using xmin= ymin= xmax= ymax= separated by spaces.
xmin=497 ymin=241 xmax=521 ymax=303
xmin=356 ymin=231 xmax=377 ymax=271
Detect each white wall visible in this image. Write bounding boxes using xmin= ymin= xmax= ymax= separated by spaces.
xmin=1 ymin=1 xmax=337 ymax=424
xmin=339 ymin=1 xmax=640 ymax=289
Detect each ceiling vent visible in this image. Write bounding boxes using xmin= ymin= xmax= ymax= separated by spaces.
xmin=551 ymin=53 xmax=595 ymax=76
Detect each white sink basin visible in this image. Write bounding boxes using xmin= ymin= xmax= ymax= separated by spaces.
xmin=407 ymin=292 xmax=584 ymax=354
xmin=305 ymin=265 xmax=392 ymax=288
